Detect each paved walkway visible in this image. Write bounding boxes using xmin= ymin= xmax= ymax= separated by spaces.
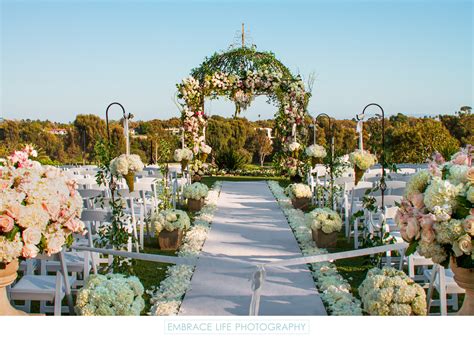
xmin=179 ymin=181 xmax=326 ymax=316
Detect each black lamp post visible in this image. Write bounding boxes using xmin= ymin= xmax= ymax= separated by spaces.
xmin=314 ymin=113 xmax=336 ymax=209
xmin=356 ymin=103 xmax=386 ymax=210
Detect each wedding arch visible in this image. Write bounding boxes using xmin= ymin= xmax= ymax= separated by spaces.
xmin=176 ymin=46 xmax=312 ymax=176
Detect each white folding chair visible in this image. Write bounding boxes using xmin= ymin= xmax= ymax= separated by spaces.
xmin=80 ymin=209 xmax=113 ymax=269
xmin=8 ymin=252 xmax=75 ymax=316
xmin=425 ymin=264 xmax=465 ymax=315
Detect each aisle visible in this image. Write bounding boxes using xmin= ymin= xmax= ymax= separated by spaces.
xmin=179 ymin=181 xmax=326 ymax=315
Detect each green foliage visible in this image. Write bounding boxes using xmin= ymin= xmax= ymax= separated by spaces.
xmin=215 ymin=149 xmax=248 ymax=171
xmin=439 ymin=110 xmax=474 ymax=146
xmin=191 ymin=47 xmax=294 ymax=82
xmin=385 ymin=116 xmax=460 ymax=163
xmin=93 ymin=139 xmax=134 ymax=274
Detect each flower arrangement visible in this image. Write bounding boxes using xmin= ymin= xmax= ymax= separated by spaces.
xmin=285 ymin=183 xmax=312 ymax=199
xmin=0 ymin=146 xmax=85 ymax=264
xmin=358 ymin=267 xmax=427 ymax=316
xmin=189 ymin=160 xmax=205 ymax=181
xmin=151 ymin=209 xmax=191 ymax=234
xmin=395 ymin=146 xmax=473 ymax=268
xmin=305 ymin=144 xmax=327 ymax=160
xmin=268 ymin=181 xmax=362 ymax=315
xmin=349 ymin=149 xmax=377 ymax=184
xmin=174 ymin=148 xmax=194 ymax=163
xmin=200 ymin=143 xmax=212 ymax=155
xmin=110 ymin=154 xmax=144 ymax=192
xmin=183 ymin=182 xmax=209 ymax=200
xmin=287 ymin=141 xmax=301 ymax=153
xmin=306 ymin=208 xmax=342 ymax=234
xmin=199 ymin=143 xmax=212 ymax=162
xmin=76 ymin=274 xmax=145 ymax=316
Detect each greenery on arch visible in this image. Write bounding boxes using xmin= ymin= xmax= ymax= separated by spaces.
xmin=176 ymin=46 xmax=312 ymax=177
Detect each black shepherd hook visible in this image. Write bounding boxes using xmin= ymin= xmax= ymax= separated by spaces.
xmin=105 ymin=102 xmax=127 ymax=143
xmin=357 ymin=103 xmax=386 ymax=209
xmin=314 ymin=113 xmax=336 ymax=209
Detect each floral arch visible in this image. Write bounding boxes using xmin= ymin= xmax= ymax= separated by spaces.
xmin=176 ymin=46 xmax=311 ymax=177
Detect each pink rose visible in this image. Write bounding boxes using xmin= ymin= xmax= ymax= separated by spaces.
xmin=5 ymin=204 xmax=20 ymax=220
xmin=22 ymin=244 xmax=39 ymax=259
xmin=45 ymin=235 xmax=65 ymax=255
xmin=463 ymin=217 xmax=474 ymax=236
xmin=420 ymin=213 xmax=436 ymax=229
xmin=22 ymin=227 xmax=42 ymax=245
xmin=0 ymin=180 xmax=10 ymax=189
xmin=421 ymin=227 xmax=436 ymax=243
xmin=467 ymin=168 xmax=474 ymax=185
xmin=428 ymin=162 xmax=441 ymax=177
xmin=410 ymin=193 xmax=425 ymax=209
xmin=64 ymin=218 xmax=86 ymax=234
xmin=405 ymin=217 xmax=420 ymax=241
xmin=42 ymin=201 xmax=60 ymax=220
xmin=433 ymin=152 xmax=445 ymax=165
xmin=452 ymin=153 xmax=468 ymax=165
xmin=0 ymin=214 xmax=15 ymax=233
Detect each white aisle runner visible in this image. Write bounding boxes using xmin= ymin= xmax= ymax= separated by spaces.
xmin=179 ymin=181 xmax=327 ymax=315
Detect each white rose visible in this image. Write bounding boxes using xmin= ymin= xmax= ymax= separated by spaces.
xmin=22 ymin=227 xmax=42 ymax=245
xmin=458 ymin=234 xmax=473 ymax=255
xmin=22 ymin=243 xmax=39 ymax=258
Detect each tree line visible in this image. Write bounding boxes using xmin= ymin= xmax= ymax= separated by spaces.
xmin=0 ymin=109 xmax=472 ymax=165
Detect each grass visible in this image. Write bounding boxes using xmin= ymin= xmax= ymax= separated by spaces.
xmin=133 ymin=241 xmax=176 ymax=313
xmin=201 ymin=175 xmax=289 ymax=188
xmin=331 ymin=234 xmax=375 ymax=298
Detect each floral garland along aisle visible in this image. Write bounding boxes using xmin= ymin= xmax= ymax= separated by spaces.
xmin=267 ymin=181 xmax=362 ymax=315
xmin=149 ymin=181 xmax=223 ymax=315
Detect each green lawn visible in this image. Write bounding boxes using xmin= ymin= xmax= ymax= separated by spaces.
xmin=133 ymin=242 xmax=176 ymax=313
xmin=201 ymin=175 xmax=289 ymax=188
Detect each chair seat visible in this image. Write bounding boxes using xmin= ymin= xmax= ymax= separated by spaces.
xmin=45 ymin=251 xmax=89 ymax=273
xmin=9 ymin=275 xmax=76 ymax=301
xmin=423 ymin=269 xmax=466 ymax=293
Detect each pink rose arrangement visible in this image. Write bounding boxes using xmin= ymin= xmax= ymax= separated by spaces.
xmin=0 ymin=146 xmax=85 ymax=264
xmin=396 ymin=145 xmax=474 ymax=268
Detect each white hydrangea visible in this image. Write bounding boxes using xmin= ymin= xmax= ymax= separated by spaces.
xmin=417 ymin=240 xmax=448 ymax=264
xmin=434 ymin=219 xmax=465 ymax=245
xmin=287 ymin=141 xmax=301 ymax=152
xmin=151 ymin=209 xmax=190 ymax=234
xmin=405 ymin=170 xmax=431 ymax=198
xmin=448 ymin=164 xmax=469 ymax=185
xmin=200 ymin=143 xmax=212 ymax=154
xmin=305 ymin=144 xmax=327 ymax=158
xmin=423 ymin=177 xmax=462 ymax=214
xmin=466 ymin=185 xmax=474 ymax=203
xmin=359 ymin=267 xmax=426 ymax=316
xmin=306 ymin=208 xmax=342 ymax=234
xmin=110 ymin=154 xmax=144 ymax=176
xmin=285 ymin=183 xmax=312 ymax=199
xmin=0 ymin=233 xmax=23 ymax=263
xmin=76 ymin=274 xmax=145 ymax=316
xmin=349 ymin=150 xmax=377 ymax=170
xmin=183 ymin=182 xmax=209 ymax=200
xmin=174 ymin=148 xmax=194 ymax=162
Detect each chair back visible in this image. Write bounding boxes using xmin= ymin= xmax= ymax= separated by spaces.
xmin=374 ymin=195 xmax=402 ymax=208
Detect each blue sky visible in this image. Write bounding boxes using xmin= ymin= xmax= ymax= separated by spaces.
xmin=1 ymin=0 xmax=472 ymax=122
